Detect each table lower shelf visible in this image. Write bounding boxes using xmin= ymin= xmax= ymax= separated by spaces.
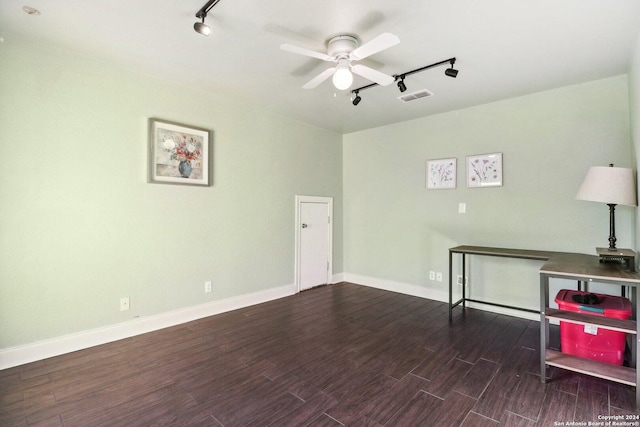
xmin=545 ymin=308 xmax=637 ymax=334
xmin=545 ymin=349 xmax=636 ymax=386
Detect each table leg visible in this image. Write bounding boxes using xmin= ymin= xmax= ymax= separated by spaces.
xmin=448 ymin=250 xmax=453 ymax=321
xmin=462 ymin=254 xmax=466 ymax=311
xmin=540 ymin=273 xmax=549 ymax=383
xmin=631 ymin=286 xmax=640 ymax=409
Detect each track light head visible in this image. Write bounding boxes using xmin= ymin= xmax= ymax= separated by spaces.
xmin=397 ymin=76 xmax=407 ymax=93
xmin=445 ymin=59 xmax=458 ymax=78
xmin=352 ymin=91 xmax=362 ymax=106
xmin=194 ymin=17 xmax=211 ymax=36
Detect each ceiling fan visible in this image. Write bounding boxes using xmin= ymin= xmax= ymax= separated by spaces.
xmin=280 ymin=33 xmax=400 ymax=91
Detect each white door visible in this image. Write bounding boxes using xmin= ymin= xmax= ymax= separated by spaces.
xmin=295 ymin=196 xmax=333 ymax=291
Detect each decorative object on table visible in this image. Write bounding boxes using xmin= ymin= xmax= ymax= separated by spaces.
xmin=426 ymin=158 xmax=456 ymax=189
xmin=575 ymin=163 xmax=637 ymax=258
xmin=148 ymin=118 xmax=211 ymax=186
xmin=466 ymin=153 xmax=502 ymax=188
xmin=595 ymin=248 xmax=637 ymax=272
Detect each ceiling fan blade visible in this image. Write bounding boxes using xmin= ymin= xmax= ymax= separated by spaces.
xmin=280 ymin=44 xmax=334 ymax=62
xmin=351 ymin=64 xmax=395 ymax=86
xmin=303 ymin=67 xmax=337 ymax=89
xmin=349 ymin=33 xmax=400 ymax=61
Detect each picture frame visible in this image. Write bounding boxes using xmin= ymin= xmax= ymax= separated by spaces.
xmin=426 ymin=158 xmax=457 ymax=189
xmin=466 ymin=153 xmax=502 ymax=188
xmin=148 ymin=118 xmax=211 ymax=186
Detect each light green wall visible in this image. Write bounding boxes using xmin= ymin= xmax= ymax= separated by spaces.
xmin=631 ymin=29 xmax=640 ymax=251
xmin=343 ymin=76 xmax=633 ymax=310
xmin=0 ymin=38 xmax=343 ymax=348
xmin=1 ymin=34 xmax=636 ymax=351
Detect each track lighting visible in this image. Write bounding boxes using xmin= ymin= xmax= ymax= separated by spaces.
xmin=445 ymin=59 xmax=459 ymax=78
xmin=397 ymin=75 xmax=407 ymax=93
xmin=351 ymin=57 xmax=459 ymax=101
xmin=352 ymin=91 xmax=362 ymax=106
xmin=194 ymin=0 xmax=221 ymax=37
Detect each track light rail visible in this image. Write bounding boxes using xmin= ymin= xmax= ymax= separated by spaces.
xmin=401 ymin=57 xmax=456 ymax=79
xmin=351 ymin=57 xmax=456 ymax=94
xmin=196 ymin=0 xmax=222 ymax=19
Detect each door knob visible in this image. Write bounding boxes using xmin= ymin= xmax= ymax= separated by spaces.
xmin=302 ymin=223 xmax=308 ymax=228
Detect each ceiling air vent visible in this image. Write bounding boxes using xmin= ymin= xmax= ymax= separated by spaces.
xmin=398 ymin=89 xmax=434 ymax=103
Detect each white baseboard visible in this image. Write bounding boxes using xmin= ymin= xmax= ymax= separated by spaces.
xmin=0 ymin=284 xmax=297 ymax=370
xmin=343 ymin=273 xmax=539 ymax=322
xmin=1 ymin=275 xmax=539 ymax=370
xmin=343 ymin=273 xmax=450 ymax=302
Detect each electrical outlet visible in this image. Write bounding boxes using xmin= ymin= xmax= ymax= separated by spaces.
xmin=120 ymin=297 xmax=130 ymax=311
xmin=205 ymin=281 xmax=212 ymax=293
xmin=457 ymin=275 xmax=468 ymax=286
xmin=436 ymin=272 xmax=442 ymax=282
xmin=429 ymin=271 xmax=435 ymax=280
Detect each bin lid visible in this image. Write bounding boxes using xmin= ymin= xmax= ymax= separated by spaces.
xmin=555 ymin=289 xmax=631 ymax=316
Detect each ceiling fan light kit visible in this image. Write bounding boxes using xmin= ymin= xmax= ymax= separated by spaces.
xmin=281 ymin=32 xmax=400 ymax=91
xmin=333 ymin=59 xmax=354 ymax=91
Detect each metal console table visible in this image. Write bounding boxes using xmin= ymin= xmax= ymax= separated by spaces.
xmin=449 ymin=245 xmax=640 ymax=408
xmin=448 ymin=245 xmax=557 ymax=321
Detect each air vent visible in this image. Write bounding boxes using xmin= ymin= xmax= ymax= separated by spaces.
xmin=398 ymin=89 xmax=434 ymax=103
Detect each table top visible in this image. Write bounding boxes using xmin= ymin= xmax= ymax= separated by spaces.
xmin=450 ymin=245 xmax=640 ymax=284
xmin=449 ymin=245 xmax=557 ymax=260
xmin=540 ymin=253 xmax=640 ymax=283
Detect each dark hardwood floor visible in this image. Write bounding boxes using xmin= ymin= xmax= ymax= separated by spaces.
xmin=2 ymin=282 xmax=638 ymax=426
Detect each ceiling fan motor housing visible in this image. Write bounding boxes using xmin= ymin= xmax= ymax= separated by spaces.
xmin=327 ymin=35 xmax=359 ymax=58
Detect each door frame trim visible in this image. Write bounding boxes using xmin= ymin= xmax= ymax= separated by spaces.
xmin=294 ymin=195 xmax=333 ymax=293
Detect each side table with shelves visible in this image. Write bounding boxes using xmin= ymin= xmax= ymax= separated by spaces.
xmin=539 ymin=253 xmax=640 ymax=408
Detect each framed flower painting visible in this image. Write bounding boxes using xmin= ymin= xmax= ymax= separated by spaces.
xmin=148 ymin=118 xmax=211 ymax=186
xmin=426 ymin=158 xmax=457 ymax=189
xmin=466 ymin=153 xmax=502 ymax=188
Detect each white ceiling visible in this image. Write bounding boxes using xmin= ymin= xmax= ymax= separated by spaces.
xmin=1 ymin=1 xmax=640 ymax=134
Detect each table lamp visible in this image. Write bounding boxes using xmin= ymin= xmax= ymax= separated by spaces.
xmin=575 ymin=164 xmax=637 ymax=253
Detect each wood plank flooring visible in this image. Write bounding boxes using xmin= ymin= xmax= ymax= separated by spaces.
xmin=1 ymin=282 xmax=639 ymax=426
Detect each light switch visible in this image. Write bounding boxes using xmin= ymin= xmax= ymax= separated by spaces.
xmin=458 ymin=203 xmax=466 ymax=214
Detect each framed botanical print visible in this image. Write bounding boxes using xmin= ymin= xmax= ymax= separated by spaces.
xmin=426 ymin=158 xmax=457 ymax=189
xmin=148 ymin=118 xmax=211 ymax=186
xmin=466 ymin=153 xmax=502 ymax=188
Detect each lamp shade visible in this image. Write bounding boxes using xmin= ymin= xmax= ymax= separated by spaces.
xmin=576 ymin=165 xmax=637 ymax=206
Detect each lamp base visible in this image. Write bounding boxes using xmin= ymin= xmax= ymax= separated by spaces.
xmin=596 ymin=247 xmax=636 ymax=272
